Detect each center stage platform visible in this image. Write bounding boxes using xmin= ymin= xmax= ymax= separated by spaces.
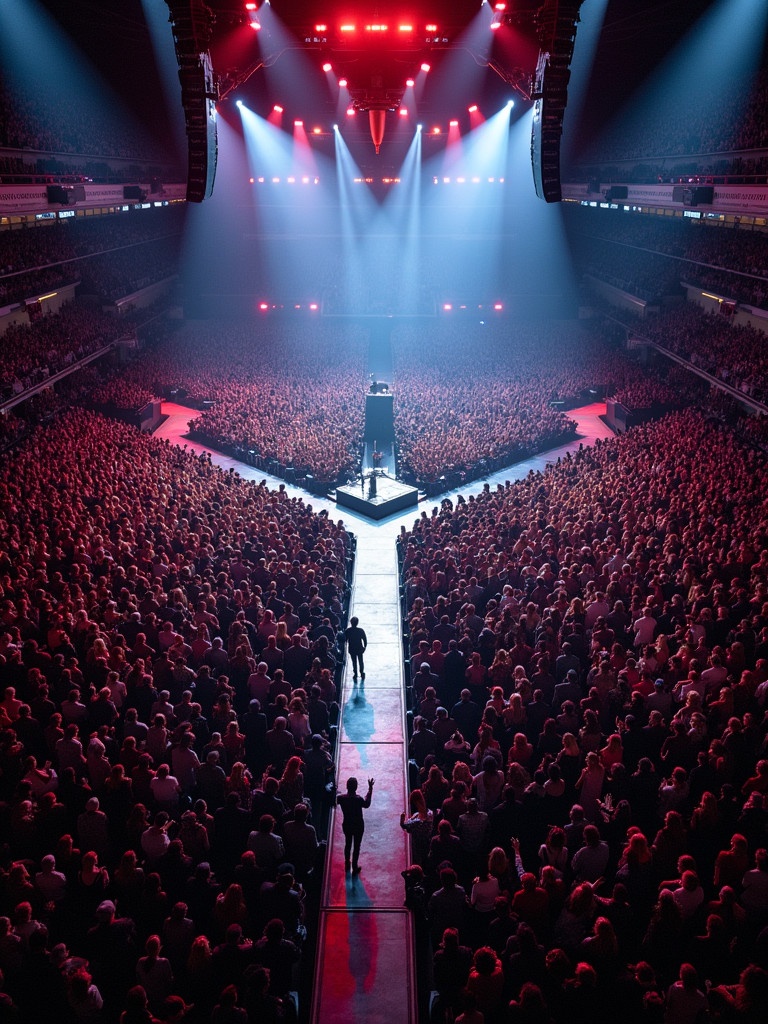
xmin=335 ymin=473 xmax=419 ymax=521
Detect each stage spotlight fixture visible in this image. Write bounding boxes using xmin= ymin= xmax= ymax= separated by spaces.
xmin=425 ymin=24 xmax=437 ymax=32
xmin=333 ymin=124 xmax=339 ymax=131
xmin=340 ymin=24 xmax=355 ymax=33
xmin=417 ymin=124 xmax=422 ymax=132
xmin=309 ymin=303 xmax=318 ymax=310
xmin=507 ymin=99 xmax=514 ymax=108
xmin=449 ymin=119 xmax=459 ymax=127
xmin=273 ymin=104 xmax=283 ymax=113
xmin=432 ymin=126 xmax=441 ymax=134
xmin=245 ymin=2 xmax=256 ymax=9
xmin=249 ymin=21 xmax=261 ymax=30
xmin=259 ymin=302 xmax=269 ymax=310
xmin=468 ymin=104 xmax=478 ymax=113
xmin=294 ymin=120 xmax=303 ymax=127
xmin=421 ymin=63 xmax=431 ymax=72
xmin=346 ymin=107 xmax=355 ymax=116
xmin=339 ymin=78 xmax=348 ymax=88
xmin=399 ymin=24 xmax=413 ymax=32
xmin=322 ymin=62 xmax=332 ymax=72
xmin=490 ymin=19 xmax=501 ymax=29
xmin=312 ymin=127 xmax=321 ymax=134
xmin=494 ymin=303 xmax=503 ymax=310
xmin=315 ymin=24 xmax=327 ymax=32
xmin=236 ymin=99 xmax=243 ymax=107
xmin=443 ymin=304 xmax=452 ymax=310
xmin=495 ymin=2 xmax=506 ymax=8
xmin=399 ymin=107 xmax=408 ymax=117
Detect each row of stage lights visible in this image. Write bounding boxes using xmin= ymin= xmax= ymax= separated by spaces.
xmin=245 ymin=176 xmax=507 ymax=186
xmin=238 ymin=100 xmax=513 ymax=131
xmin=252 ymin=302 xmax=505 ymax=313
xmin=243 ymin=1 xmax=509 ymax=33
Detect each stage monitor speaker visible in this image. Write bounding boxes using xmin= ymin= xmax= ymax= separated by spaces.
xmin=605 ymin=185 xmax=628 ymax=202
xmin=123 ymin=185 xmax=146 ymax=200
xmin=46 ymin=185 xmax=69 ymax=204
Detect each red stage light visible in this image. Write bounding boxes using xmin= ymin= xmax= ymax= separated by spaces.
xmin=449 ymin=119 xmax=459 ymax=127
xmin=421 ymin=63 xmax=431 ymax=72
xmin=249 ymin=21 xmax=261 ymax=30
xmin=490 ymin=19 xmax=501 ymax=29
xmin=495 ymin=2 xmax=506 ymax=9
xmin=443 ymin=304 xmax=452 ymax=311
xmin=399 ymin=107 xmax=408 ymax=117
xmin=309 ymin=303 xmax=318 ymax=310
xmin=322 ymin=62 xmax=332 ymax=72
xmin=431 ymin=126 xmax=440 ymax=134
xmin=259 ymin=302 xmax=269 ymax=310
xmin=366 ymin=24 xmax=388 ymax=32
xmin=346 ymin=106 xmax=355 ymax=116
xmin=468 ymin=104 xmax=478 ymax=113
xmin=494 ymin=303 xmax=503 ymax=310
xmin=315 ymin=24 xmax=327 ymax=32
xmin=294 ymin=120 xmax=303 ymax=127
xmin=340 ymin=24 xmax=355 ymax=32
xmin=244 ymin=2 xmax=257 ymax=9
xmin=273 ymin=104 xmax=283 ymax=113
xmin=405 ymin=78 xmax=415 ymax=88
xmin=425 ymin=24 xmax=437 ymax=32
xmin=398 ymin=24 xmax=413 ymax=32
xmin=339 ymin=78 xmax=348 ymax=87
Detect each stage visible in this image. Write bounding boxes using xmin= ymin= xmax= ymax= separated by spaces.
xmin=336 ymin=472 xmax=419 ymax=521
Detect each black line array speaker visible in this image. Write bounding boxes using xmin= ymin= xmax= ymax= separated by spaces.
xmin=530 ymin=1 xmax=585 ymax=203
xmin=165 ymin=1 xmax=218 ymax=203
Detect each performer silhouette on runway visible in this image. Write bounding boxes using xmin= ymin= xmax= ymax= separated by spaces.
xmin=337 ymin=776 xmax=374 ymax=873
xmin=344 ymin=616 xmax=367 ymax=681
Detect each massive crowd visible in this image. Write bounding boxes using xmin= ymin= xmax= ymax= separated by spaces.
xmin=567 ymin=209 xmax=768 ymax=311
xmin=574 ymin=68 xmax=768 ymax=175
xmin=391 ymin=322 xmax=696 ymax=484
xmin=0 ymin=303 xmax=128 ymax=399
xmin=85 ymin=321 xmax=369 ymax=486
xmin=0 ymin=81 xmax=167 ymax=164
xmin=0 ymin=209 xmax=184 ymax=308
xmin=631 ymin=305 xmax=768 ymax=403
xmin=398 ymin=408 xmax=768 ymax=1023
xmin=0 ymin=408 xmax=352 ymax=1023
